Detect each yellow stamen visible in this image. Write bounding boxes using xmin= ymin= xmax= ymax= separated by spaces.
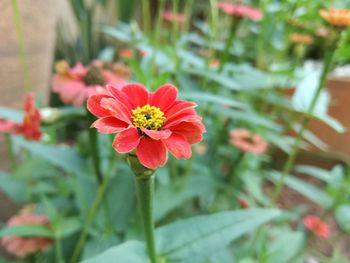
xmin=131 ymin=104 xmax=165 ymax=130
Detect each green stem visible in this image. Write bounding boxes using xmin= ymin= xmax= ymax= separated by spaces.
xmin=70 ymin=172 xmax=110 ymax=263
xmin=150 ymin=0 xmax=166 ymax=80
xmin=87 ymin=111 xmax=103 ymax=184
xmin=271 ymin=47 xmax=337 ymax=205
xmin=11 ymin=0 xmax=32 ymax=91
xmin=136 ymin=175 xmax=157 ymax=263
xmin=183 ymin=0 xmax=194 ymax=34
xmin=219 ymin=17 xmax=241 ymax=72
xmin=54 ymin=236 xmax=64 ymax=263
xmin=142 ymin=0 xmax=151 ymax=34
xmin=4 ymin=134 xmax=16 ymax=171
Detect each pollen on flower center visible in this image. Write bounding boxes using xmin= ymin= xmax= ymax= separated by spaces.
xmin=131 ymin=104 xmax=165 ymax=130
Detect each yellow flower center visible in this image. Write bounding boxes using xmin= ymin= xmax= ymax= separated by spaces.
xmin=131 ymin=104 xmax=165 ymax=130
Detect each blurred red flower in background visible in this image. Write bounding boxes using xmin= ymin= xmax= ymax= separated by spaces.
xmin=218 ymin=2 xmax=263 ymax=21
xmin=52 ymin=61 xmax=127 ymax=107
xmin=87 ymin=83 xmax=206 ymax=169
xmin=230 ymin=129 xmax=267 ymax=154
xmin=303 ymin=215 xmax=330 ymax=239
xmin=1 ymin=211 xmax=53 ymax=258
xmin=162 ymin=11 xmax=186 ymax=24
xmin=0 ymin=94 xmax=42 ymax=141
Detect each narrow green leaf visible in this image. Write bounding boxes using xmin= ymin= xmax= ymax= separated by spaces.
xmin=180 ymin=92 xmax=245 ymax=109
xmin=267 ymin=230 xmax=305 ymax=263
xmin=294 ymin=165 xmax=332 ymax=182
xmin=335 ymin=205 xmax=350 ymax=233
xmin=268 ymin=171 xmax=332 ymax=208
xmin=156 ymin=209 xmax=281 ymax=263
xmin=82 ymin=241 xmax=147 ymax=263
xmin=0 ymin=171 xmax=27 ymax=203
xmin=13 ymin=136 xmax=88 ymax=175
xmin=0 ymin=107 xmax=23 ymax=122
xmin=0 ymin=225 xmax=54 ymax=238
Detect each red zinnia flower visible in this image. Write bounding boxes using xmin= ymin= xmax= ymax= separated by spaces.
xmin=303 ymin=215 xmax=330 ymax=239
xmin=87 ymin=84 xmax=206 ymax=169
xmin=162 ymin=11 xmax=186 ymax=24
xmin=52 ymin=61 xmax=127 ymax=107
xmin=217 ymin=2 xmax=263 ymax=21
xmin=0 ymin=94 xmax=42 ymax=141
xmin=229 ymin=129 xmax=267 ymax=154
xmin=1 ymin=211 xmax=53 ymax=258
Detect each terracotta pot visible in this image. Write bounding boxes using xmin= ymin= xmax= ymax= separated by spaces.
xmin=285 ymin=77 xmax=350 ymax=163
xmin=307 ymin=78 xmax=350 ymax=161
xmin=0 ymin=0 xmax=57 ymax=108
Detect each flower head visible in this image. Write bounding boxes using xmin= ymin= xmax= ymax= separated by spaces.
xmin=209 ymin=58 xmax=220 ymax=69
xmin=162 ymin=11 xmax=186 ymax=24
xmin=119 ymin=48 xmax=134 ymax=59
xmin=238 ymin=198 xmax=249 ymax=209
xmin=290 ymin=33 xmax=313 ymax=45
xmin=217 ymin=2 xmax=262 ymax=21
xmin=229 ymin=129 xmax=267 ymax=154
xmin=319 ymin=9 xmax=350 ymax=27
xmin=1 ymin=211 xmax=53 ymax=258
xmin=52 ymin=61 xmax=127 ymax=107
xmin=303 ymin=215 xmax=330 ymax=239
xmin=87 ymin=84 xmax=206 ymax=169
xmin=0 ymin=94 xmax=42 ymax=141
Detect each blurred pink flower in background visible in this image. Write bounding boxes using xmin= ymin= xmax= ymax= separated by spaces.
xmin=0 ymin=94 xmax=42 ymax=141
xmin=217 ymin=2 xmax=263 ymax=21
xmin=52 ymin=61 xmax=127 ymax=107
xmin=1 ymin=211 xmax=53 ymax=258
xmin=303 ymin=215 xmax=330 ymax=239
xmin=162 ymin=11 xmax=186 ymax=24
xmin=209 ymin=58 xmax=220 ymax=69
xmin=119 ymin=48 xmax=134 ymax=59
xmin=229 ymin=129 xmax=268 ymax=154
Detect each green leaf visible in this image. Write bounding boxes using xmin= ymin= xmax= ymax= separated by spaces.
xmin=267 ymin=230 xmax=305 ymax=263
xmin=155 ymin=174 xmax=217 ymax=222
xmin=0 ymin=107 xmax=23 ymax=122
xmin=156 ymin=209 xmax=281 ymax=263
xmin=294 ymin=165 xmax=332 ymax=182
xmin=82 ymin=236 xmax=120 ymax=260
xmin=13 ymin=136 xmax=88 ymax=175
xmin=335 ymin=205 xmax=350 ymax=233
xmin=183 ymin=67 xmax=241 ymax=91
xmin=82 ymin=241 xmax=147 ymax=263
xmin=0 ymin=225 xmax=54 ymax=238
xmin=55 ymin=217 xmax=82 ymax=238
xmin=0 ymin=171 xmax=27 ymax=203
xmin=180 ymin=92 xmax=245 ymax=109
xmin=104 ymin=164 xmax=136 ymax=232
xmin=268 ymin=171 xmax=332 ymax=208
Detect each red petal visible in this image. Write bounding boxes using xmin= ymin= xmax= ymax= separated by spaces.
xmin=0 ymin=119 xmax=18 ymax=133
xmin=170 ymin=122 xmax=205 ymax=144
xmin=91 ymin=117 xmax=129 ymax=134
xmin=112 ymin=127 xmax=141 ymax=153
xmin=87 ymin=94 xmax=113 ymax=117
xmin=106 ymin=85 xmax=134 ymax=110
xmin=136 ymin=137 xmax=167 ymax=169
xmin=164 ymin=110 xmax=202 ymax=128
xmin=100 ymin=98 xmax=132 ymax=124
xmin=165 ymin=101 xmax=197 ymax=121
xmin=141 ymin=128 xmax=172 ymax=140
xmin=150 ymin=84 xmax=178 ymax=112
xmin=163 ymin=133 xmax=192 ymax=159
xmin=122 ymin=84 xmax=149 ymax=109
